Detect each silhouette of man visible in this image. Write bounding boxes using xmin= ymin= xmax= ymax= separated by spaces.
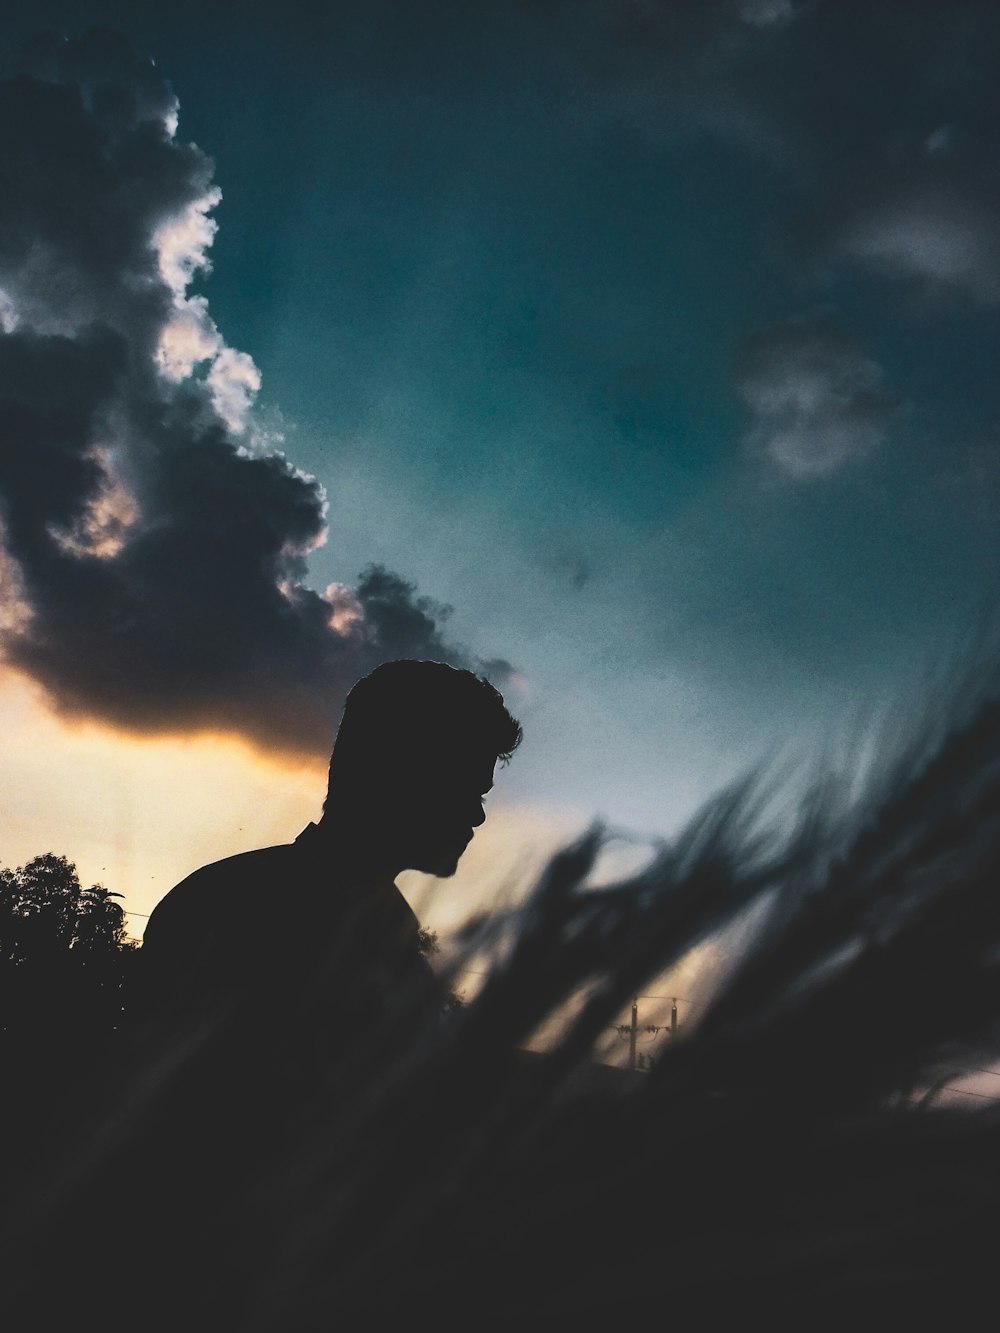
xmin=52 ymin=663 xmax=518 ymax=1330
xmin=136 ymin=659 xmax=522 ymax=1091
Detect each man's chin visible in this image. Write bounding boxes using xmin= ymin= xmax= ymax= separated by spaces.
xmin=411 ymin=847 xmax=465 ymax=878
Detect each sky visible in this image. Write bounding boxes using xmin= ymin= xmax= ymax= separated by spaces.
xmin=0 ymin=0 xmax=997 ymax=950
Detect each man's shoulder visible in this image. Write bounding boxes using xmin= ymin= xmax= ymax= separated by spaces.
xmin=143 ymin=838 xmax=306 ymax=951
xmin=177 ymin=841 xmax=300 ymax=890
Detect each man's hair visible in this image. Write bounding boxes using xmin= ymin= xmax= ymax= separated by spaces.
xmin=325 ymin=660 xmax=522 ymax=809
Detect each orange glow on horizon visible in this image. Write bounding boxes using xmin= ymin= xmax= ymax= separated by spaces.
xmin=0 ymin=668 xmax=325 ymax=934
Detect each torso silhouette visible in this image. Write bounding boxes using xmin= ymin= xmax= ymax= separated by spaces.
xmin=136 ymin=822 xmax=446 ymax=1101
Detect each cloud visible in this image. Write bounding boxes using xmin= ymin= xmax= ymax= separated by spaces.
xmin=735 ymin=317 xmax=901 ymax=476
xmin=0 ymin=30 xmax=507 ymax=759
xmin=738 ymin=0 xmax=797 ymax=27
xmin=754 ymin=6 xmax=1000 ymax=306
xmin=561 ymin=3 xmax=1000 ymax=306
xmin=838 ymin=189 xmax=1000 ymax=305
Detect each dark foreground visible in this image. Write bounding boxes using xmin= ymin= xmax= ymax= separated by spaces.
xmin=3 ymin=664 xmax=1000 ymax=1330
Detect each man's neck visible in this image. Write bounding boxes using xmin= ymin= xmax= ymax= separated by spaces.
xmin=310 ymin=813 xmax=405 ymax=891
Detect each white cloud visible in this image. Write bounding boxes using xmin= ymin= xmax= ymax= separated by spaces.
xmin=152 ymin=188 xmax=221 ymax=296
xmin=151 ymin=182 xmax=264 ymax=432
xmin=0 ymin=288 xmax=18 ymax=333
xmin=737 ymin=319 xmax=900 ymax=477
xmin=322 ymin=582 xmax=365 ymax=635
xmin=207 ymin=346 xmax=262 ymax=434
xmin=740 ymin=0 xmax=795 ymax=27
xmin=155 ymin=294 xmax=222 ymax=381
xmin=162 ymin=102 xmax=179 ymax=140
xmin=842 ymin=194 xmax=1000 ymax=304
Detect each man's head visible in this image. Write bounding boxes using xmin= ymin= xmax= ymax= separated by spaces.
xmin=323 ymin=660 xmax=522 ymax=876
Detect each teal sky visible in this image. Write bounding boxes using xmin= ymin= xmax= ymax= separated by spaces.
xmin=2 ymin=0 xmax=998 ymax=838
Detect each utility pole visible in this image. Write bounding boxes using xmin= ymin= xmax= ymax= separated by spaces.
xmin=628 ymin=997 xmax=638 ymax=1071
xmin=671 ymin=997 xmax=678 ymax=1037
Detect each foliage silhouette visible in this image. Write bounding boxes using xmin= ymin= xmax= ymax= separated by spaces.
xmin=0 ymin=853 xmax=133 ymax=961
xmin=0 ymin=853 xmax=136 ymax=1042
xmin=0 ymin=851 xmax=138 ymax=1260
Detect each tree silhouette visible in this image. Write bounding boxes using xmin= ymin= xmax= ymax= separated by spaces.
xmin=0 ymin=853 xmax=133 ymax=965
xmin=0 ymin=853 xmax=138 ymax=1221
xmin=0 ymin=850 xmax=137 ymax=1077
xmin=73 ymin=883 xmax=132 ymax=955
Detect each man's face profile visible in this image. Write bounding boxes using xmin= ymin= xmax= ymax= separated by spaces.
xmin=326 ymin=661 xmax=521 ymax=878
xmin=391 ymin=750 xmax=497 ymax=878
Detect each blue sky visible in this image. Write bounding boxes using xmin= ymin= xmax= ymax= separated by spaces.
xmin=0 ymin=1 xmax=997 ymax=913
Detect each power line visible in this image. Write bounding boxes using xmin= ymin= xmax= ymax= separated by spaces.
xmin=453 ymin=969 xmax=694 ymax=1006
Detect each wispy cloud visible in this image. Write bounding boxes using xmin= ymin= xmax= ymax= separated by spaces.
xmin=738 ymin=0 xmax=797 ymax=28
xmin=838 ymin=188 xmax=1000 ymax=305
xmin=736 ymin=317 xmax=901 ymax=477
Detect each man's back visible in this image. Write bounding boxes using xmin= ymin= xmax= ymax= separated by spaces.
xmin=135 ymin=823 xmax=446 ymax=1098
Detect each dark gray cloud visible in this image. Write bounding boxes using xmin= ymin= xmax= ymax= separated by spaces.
xmin=543 ymin=1 xmax=1000 ymax=301
xmin=0 ymin=29 xmax=503 ymax=758
xmin=735 ymin=317 xmax=901 ymax=476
